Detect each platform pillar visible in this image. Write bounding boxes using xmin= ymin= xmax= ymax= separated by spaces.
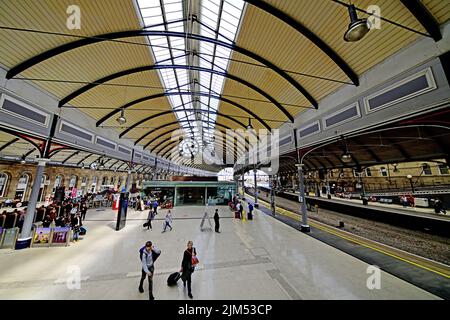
xmin=297 ymin=163 xmax=310 ymax=233
xmin=20 ymin=158 xmax=49 ymax=240
xmin=253 ymin=168 xmax=258 ymax=208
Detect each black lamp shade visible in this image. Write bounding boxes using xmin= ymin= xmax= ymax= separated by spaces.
xmin=344 ymin=5 xmax=369 ymax=42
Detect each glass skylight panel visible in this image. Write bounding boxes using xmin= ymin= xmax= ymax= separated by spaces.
xmin=137 ymin=0 xmax=245 ymax=159
xmin=138 ymin=0 xmax=159 ymax=9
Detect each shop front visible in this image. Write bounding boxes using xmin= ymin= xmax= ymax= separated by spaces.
xmin=141 ymin=181 xmax=237 ymax=207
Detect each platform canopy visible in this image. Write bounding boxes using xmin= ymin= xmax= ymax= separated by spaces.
xmin=0 ymin=0 xmax=448 ymax=171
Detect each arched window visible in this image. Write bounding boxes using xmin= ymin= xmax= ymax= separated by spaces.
xmin=365 ymin=168 xmax=372 ymax=177
xmin=379 ymin=167 xmax=387 ymax=177
xmin=91 ymin=176 xmax=98 ymax=193
xmin=0 ymin=172 xmax=9 ymax=197
xmin=110 ymin=176 xmax=115 ymax=185
xmin=54 ymin=175 xmax=63 ymax=189
xmin=422 ymin=163 xmax=432 ymax=175
xmin=69 ymin=175 xmax=77 ymax=189
xmin=39 ymin=174 xmax=49 ymax=202
xmin=15 ymin=173 xmax=30 ymax=202
xmin=118 ymin=177 xmax=123 ymax=187
xmin=102 ymin=176 xmax=108 ymax=186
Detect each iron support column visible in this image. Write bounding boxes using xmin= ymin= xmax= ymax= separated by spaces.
xmin=253 ymin=167 xmax=258 ymax=207
xmin=270 ymin=174 xmax=276 ymax=216
xmin=297 ymin=163 xmax=310 ymax=232
xmin=20 ymin=158 xmax=49 ymax=240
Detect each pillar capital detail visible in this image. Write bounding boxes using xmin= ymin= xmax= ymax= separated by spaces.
xmin=36 ymin=158 xmax=50 ymax=166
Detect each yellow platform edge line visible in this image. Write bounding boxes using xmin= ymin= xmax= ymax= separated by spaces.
xmin=245 ymin=194 xmax=450 ymax=279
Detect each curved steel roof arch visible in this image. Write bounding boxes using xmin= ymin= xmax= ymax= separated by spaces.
xmin=170 ymin=146 xmax=240 ymax=165
xmin=244 ymin=0 xmax=359 ymax=86
xmin=121 ymin=108 xmax=248 ymax=138
xmin=150 ymin=120 xmax=250 ymax=154
xmin=132 ymin=120 xmax=250 ymax=158
xmin=135 ymin=120 xmax=252 ymax=152
xmin=159 ymin=139 xmax=241 ymax=163
xmin=7 ymin=30 xmax=317 ymax=108
xmin=142 ymin=118 xmax=248 ymax=149
xmin=96 ymin=91 xmax=271 ymax=130
xmin=149 ymin=130 xmax=248 ymax=157
xmin=135 ymin=121 xmax=181 ymax=146
xmin=148 ymin=131 xmax=248 ymax=157
xmin=58 ymin=64 xmax=294 ymax=122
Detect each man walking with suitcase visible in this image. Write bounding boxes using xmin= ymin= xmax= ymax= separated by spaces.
xmin=139 ymin=241 xmax=161 ymax=300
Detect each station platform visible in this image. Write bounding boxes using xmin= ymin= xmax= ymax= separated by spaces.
xmin=0 ymin=206 xmax=440 ymax=300
xmin=241 ymin=194 xmax=450 ymax=299
xmin=283 ymin=192 xmax=450 ymax=222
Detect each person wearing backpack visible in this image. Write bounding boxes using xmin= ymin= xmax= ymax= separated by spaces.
xmin=145 ymin=209 xmax=155 ymax=231
xmin=138 ymin=241 xmax=161 ymax=300
xmin=180 ymin=240 xmax=198 ymax=299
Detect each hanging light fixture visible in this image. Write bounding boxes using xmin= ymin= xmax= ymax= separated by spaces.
xmin=247 ymin=117 xmax=253 ymax=130
xmin=20 ymin=155 xmax=26 ymax=164
xmin=341 ymin=153 xmax=352 ymax=163
xmin=99 ymin=158 xmax=105 ymax=170
xmin=340 ymin=135 xmax=352 ymax=163
xmin=343 ymin=4 xmax=370 ymax=42
xmin=116 ymin=108 xmax=127 ymax=125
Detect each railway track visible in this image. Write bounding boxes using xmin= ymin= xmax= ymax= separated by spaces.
xmin=245 ymin=187 xmax=450 ymax=266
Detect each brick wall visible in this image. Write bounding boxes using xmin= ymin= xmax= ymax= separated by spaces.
xmin=0 ymin=162 xmax=130 ymax=202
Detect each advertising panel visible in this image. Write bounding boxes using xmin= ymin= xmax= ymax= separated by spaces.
xmin=115 ymin=192 xmax=129 ymax=231
xmin=51 ymin=227 xmax=70 ymax=246
xmin=32 ymin=227 xmax=51 ymax=246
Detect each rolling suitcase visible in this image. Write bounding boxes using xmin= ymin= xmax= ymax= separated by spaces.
xmin=234 ymin=211 xmax=240 ymax=219
xmin=167 ymin=272 xmax=181 ymax=286
xmin=79 ymin=227 xmax=87 ymax=235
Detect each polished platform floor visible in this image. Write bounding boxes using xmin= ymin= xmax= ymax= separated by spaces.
xmin=0 ymin=206 xmax=439 ymax=300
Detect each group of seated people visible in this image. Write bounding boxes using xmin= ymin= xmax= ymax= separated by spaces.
xmin=0 ymin=209 xmax=26 ymax=230
xmin=1 ymin=197 xmax=89 ymax=233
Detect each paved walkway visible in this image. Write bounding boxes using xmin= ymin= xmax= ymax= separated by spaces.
xmin=0 ymin=206 xmax=439 ymax=299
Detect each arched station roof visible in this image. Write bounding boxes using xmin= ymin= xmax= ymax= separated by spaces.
xmin=0 ymin=0 xmax=447 ymax=171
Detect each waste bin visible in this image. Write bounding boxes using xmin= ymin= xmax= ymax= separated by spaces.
xmin=362 ymin=198 xmax=368 ymax=205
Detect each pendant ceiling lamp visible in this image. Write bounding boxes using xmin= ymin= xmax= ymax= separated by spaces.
xmin=116 ymin=108 xmax=127 ymax=125
xmin=344 ymin=4 xmax=369 ymax=42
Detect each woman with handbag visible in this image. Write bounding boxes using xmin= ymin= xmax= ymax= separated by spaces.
xmin=180 ymin=240 xmax=198 ymax=299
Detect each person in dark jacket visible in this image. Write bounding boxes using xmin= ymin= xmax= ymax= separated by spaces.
xmin=247 ymin=202 xmax=254 ymax=220
xmin=139 ymin=241 xmax=161 ymax=300
xmin=80 ymin=201 xmax=88 ymax=221
xmin=434 ymin=198 xmax=446 ymax=214
xmin=213 ymin=209 xmax=220 ymax=233
xmin=42 ymin=215 xmax=51 ymax=228
xmin=146 ymin=209 xmax=155 ymax=230
xmin=71 ymin=213 xmax=81 ymax=241
xmin=180 ymin=240 xmax=197 ymax=299
xmin=65 ymin=201 xmax=73 ymax=216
